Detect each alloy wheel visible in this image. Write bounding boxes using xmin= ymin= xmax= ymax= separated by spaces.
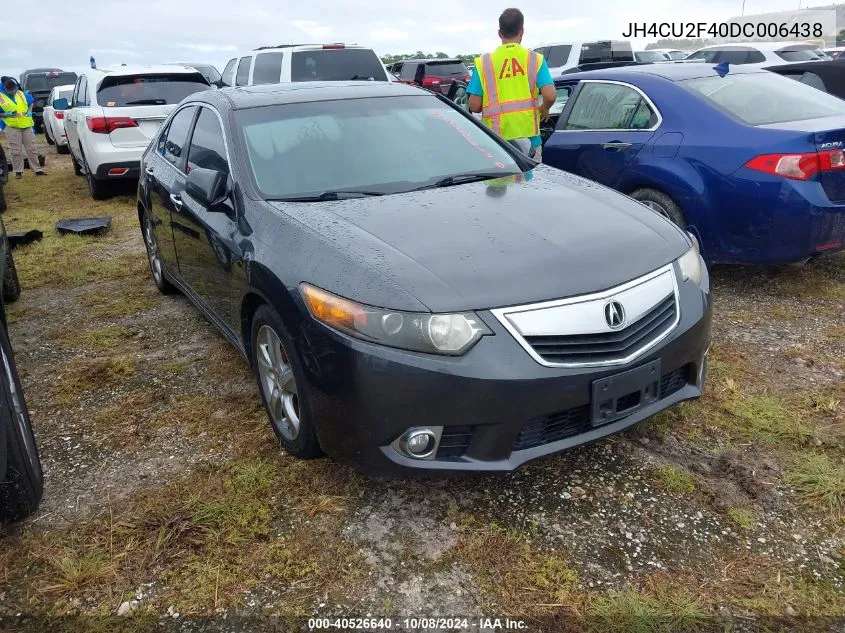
xmin=144 ymin=215 xmax=163 ymax=285
xmin=256 ymin=325 xmax=300 ymax=441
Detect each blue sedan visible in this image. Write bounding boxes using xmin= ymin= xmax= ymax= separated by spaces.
xmin=541 ymin=63 xmax=845 ymax=264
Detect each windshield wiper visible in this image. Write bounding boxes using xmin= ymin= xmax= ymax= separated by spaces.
xmin=411 ymin=172 xmax=520 ymax=191
xmin=271 ymin=190 xmax=386 ymax=202
xmin=124 ymin=99 xmax=167 ymax=105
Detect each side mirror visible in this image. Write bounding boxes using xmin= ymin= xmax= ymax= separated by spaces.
xmin=53 ymin=97 xmax=69 ymax=110
xmin=185 ymin=167 xmax=227 ymax=208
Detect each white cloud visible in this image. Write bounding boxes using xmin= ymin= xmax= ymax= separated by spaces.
xmin=293 ymin=20 xmax=335 ymax=39
xmin=369 ymin=28 xmax=410 ymax=42
xmin=434 ymin=22 xmax=488 ymax=34
xmin=90 ymin=48 xmax=142 ymax=57
xmin=178 ymin=43 xmax=238 ymax=53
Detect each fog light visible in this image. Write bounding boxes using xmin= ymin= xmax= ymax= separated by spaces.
xmin=392 ymin=426 xmax=442 ymax=460
xmin=407 ymin=431 xmax=434 ymax=456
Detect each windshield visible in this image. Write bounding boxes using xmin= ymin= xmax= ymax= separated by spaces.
xmin=682 ymin=72 xmax=845 ymax=125
xmin=25 ymin=72 xmax=77 ymax=92
xmin=291 ymin=49 xmax=388 ymax=82
xmin=237 ymin=95 xmax=520 ymax=198
xmin=193 ymin=65 xmax=222 ymax=84
xmin=425 ymin=61 xmax=469 ymax=76
xmin=97 ymin=74 xmax=210 ymax=106
xmin=776 ymin=46 xmax=824 ymax=62
xmin=636 ymin=51 xmax=667 ymax=63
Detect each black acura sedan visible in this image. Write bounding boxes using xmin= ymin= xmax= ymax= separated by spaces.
xmin=138 ymin=81 xmax=712 ymax=473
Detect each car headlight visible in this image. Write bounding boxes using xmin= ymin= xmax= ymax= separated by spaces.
xmin=300 ymin=284 xmax=491 ymax=355
xmin=678 ymin=233 xmax=702 ymax=284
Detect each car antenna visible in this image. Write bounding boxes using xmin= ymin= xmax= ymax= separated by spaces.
xmin=713 ymin=61 xmax=729 ymax=77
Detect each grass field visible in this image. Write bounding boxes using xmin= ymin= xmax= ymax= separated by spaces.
xmin=0 ymin=139 xmax=843 ymax=632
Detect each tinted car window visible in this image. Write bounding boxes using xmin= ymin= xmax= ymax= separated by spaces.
xmin=252 ymin=52 xmax=284 ymax=85
xmin=683 ymin=72 xmax=845 ymax=125
xmin=237 ymin=95 xmax=520 ymax=198
xmin=565 ymin=82 xmax=655 ymax=130
xmin=425 ymin=61 xmax=468 ymax=76
xmin=686 ymin=50 xmax=719 ymax=62
xmin=97 ymin=74 xmax=208 ymax=107
xmin=290 ymin=49 xmax=388 ymax=81
xmin=236 ymin=56 xmax=252 ymax=86
xmin=579 ymin=41 xmax=634 ymax=64
xmin=546 ymin=45 xmax=572 ymax=67
xmin=221 ymin=58 xmax=237 ymax=87
xmin=158 ymin=106 xmax=197 ymax=170
xmin=187 ymin=108 xmax=229 ymax=176
xmin=25 ymin=72 xmax=78 ymax=92
xmin=77 ymin=77 xmax=89 ymax=106
xmin=635 ymin=51 xmax=667 ymax=63
xmin=399 ymin=62 xmax=418 ymax=80
xmin=776 ymin=47 xmax=822 ymax=62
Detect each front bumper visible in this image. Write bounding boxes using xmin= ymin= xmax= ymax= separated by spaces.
xmin=295 ymin=264 xmax=712 ymax=474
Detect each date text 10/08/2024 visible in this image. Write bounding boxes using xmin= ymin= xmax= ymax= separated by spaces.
xmin=308 ymin=617 xmax=528 ymax=630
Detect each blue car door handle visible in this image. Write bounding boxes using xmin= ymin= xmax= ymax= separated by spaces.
xmin=602 ymin=141 xmax=631 ymax=151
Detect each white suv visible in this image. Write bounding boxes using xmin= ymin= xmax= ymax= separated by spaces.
xmin=532 ymin=41 xmax=634 ymax=75
xmin=220 ymin=44 xmax=389 ymax=87
xmin=684 ymin=42 xmax=830 ymax=68
xmin=58 ymin=65 xmax=210 ymax=199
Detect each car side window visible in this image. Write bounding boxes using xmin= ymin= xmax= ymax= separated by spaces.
xmin=187 ymin=107 xmax=230 ymax=177
xmin=235 ymin=56 xmax=252 ymax=86
xmin=549 ymin=85 xmax=573 ymax=115
xmin=221 ymin=58 xmax=237 ymax=87
xmin=77 ymin=77 xmax=89 ymax=106
xmin=687 ymin=50 xmax=718 ymax=63
xmin=796 ymin=71 xmax=827 ymax=92
xmin=253 ymin=52 xmax=284 ymax=85
xmin=564 ymin=82 xmax=656 ymax=131
xmin=399 ymin=62 xmax=418 ymax=81
xmin=547 ymin=45 xmax=572 ymax=67
xmin=158 ymin=106 xmax=197 ymax=171
xmin=71 ymin=80 xmax=80 ymax=107
xmin=392 ymin=62 xmax=403 ymax=76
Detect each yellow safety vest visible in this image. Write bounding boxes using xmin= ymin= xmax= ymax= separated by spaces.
xmin=474 ymin=43 xmax=542 ymax=141
xmin=0 ymin=91 xmax=33 ymax=129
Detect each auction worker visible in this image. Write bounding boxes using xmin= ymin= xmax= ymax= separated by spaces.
xmin=0 ymin=76 xmax=45 ymax=179
xmin=467 ymin=8 xmax=556 ymax=162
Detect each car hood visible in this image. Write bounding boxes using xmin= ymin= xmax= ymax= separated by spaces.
xmin=269 ymin=167 xmax=690 ymax=312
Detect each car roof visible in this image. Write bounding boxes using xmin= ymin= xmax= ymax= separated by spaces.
xmin=557 ymin=62 xmax=767 ymax=82
xmin=192 ymin=81 xmax=427 ymax=109
xmin=694 ymin=41 xmax=819 ymax=52
xmin=397 ymin=58 xmax=463 ymax=63
xmin=251 ymin=43 xmax=371 ymax=51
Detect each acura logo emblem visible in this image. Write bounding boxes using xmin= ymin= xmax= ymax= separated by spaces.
xmin=604 ymin=300 xmax=626 ymax=330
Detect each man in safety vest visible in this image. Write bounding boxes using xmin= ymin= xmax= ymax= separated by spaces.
xmin=467 ymin=8 xmax=556 ymax=162
xmin=0 ymin=77 xmax=45 ymax=178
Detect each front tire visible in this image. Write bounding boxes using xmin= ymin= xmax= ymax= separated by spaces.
xmin=0 ymin=186 xmax=6 ymax=213
xmin=71 ymin=151 xmax=83 ymax=176
xmin=0 ymin=321 xmax=43 ymax=522
xmin=142 ymin=209 xmax=176 ymax=294
xmin=44 ymin=124 xmax=54 ymax=145
xmin=250 ymin=305 xmax=321 ymax=459
xmin=3 ymin=251 xmax=21 ymax=303
xmin=630 ymin=188 xmax=688 ymax=228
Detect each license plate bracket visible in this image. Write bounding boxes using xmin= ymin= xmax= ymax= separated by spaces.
xmin=591 ymin=359 xmax=661 ymax=427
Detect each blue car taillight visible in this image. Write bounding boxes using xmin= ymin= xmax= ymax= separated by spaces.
xmin=745 ymin=149 xmax=845 ymax=180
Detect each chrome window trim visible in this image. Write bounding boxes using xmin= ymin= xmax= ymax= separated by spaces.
xmin=157 ymin=102 xmax=233 ymax=177
xmin=558 ymin=79 xmax=662 ymax=133
xmin=490 ymin=263 xmax=680 ymax=368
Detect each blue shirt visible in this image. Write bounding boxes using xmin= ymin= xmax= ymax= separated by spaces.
xmin=467 ymin=54 xmax=553 ymax=148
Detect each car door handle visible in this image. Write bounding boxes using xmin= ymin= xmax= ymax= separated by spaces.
xmin=145 ymin=166 xmax=154 ymax=176
xmin=602 ymin=141 xmax=631 ymax=151
xmin=169 ymin=193 xmax=183 ymax=209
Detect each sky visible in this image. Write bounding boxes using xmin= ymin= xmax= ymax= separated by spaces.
xmin=4 ymin=0 xmax=834 ymax=78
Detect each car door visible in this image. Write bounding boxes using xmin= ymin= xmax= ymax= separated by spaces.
xmin=543 ymin=80 xmax=659 ymax=188
xmin=146 ymin=105 xmax=198 ymax=281
xmin=172 ymin=106 xmax=239 ymax=332
xmin=64 ymin=76 xmax=86 ymax=156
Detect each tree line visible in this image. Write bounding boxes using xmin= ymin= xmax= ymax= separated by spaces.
xmin=381 ymin=52 xmax=479 ymax=64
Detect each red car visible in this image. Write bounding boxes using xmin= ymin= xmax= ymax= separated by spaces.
xmin=388 ymin=58 xmax=470 ymax=94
